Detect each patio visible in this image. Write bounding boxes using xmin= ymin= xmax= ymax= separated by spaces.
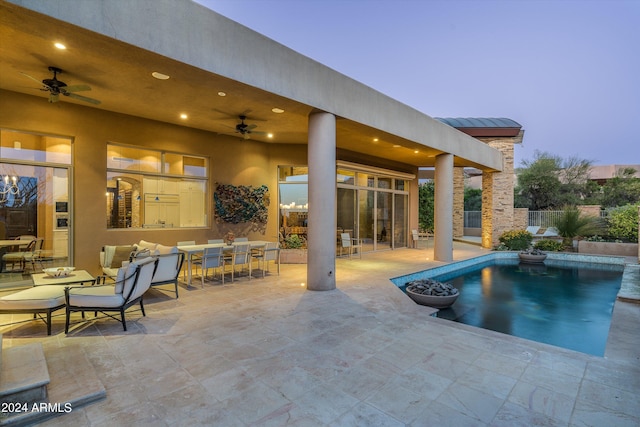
xmin=1 ymin=242 xmax=639 ymax=426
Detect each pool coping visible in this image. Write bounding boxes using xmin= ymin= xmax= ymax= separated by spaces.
xmin=391 ymin=251 xmax=639 ymax=303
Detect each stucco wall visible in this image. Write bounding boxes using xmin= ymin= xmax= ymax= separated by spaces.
xmin=0 ymin=90 xmax=306 ymax=274
xmin=1 ymin=90 xmax=418 ymax=274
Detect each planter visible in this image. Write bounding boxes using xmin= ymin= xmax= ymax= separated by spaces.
xmin=406 ymin=287 xmax=459 ymax=308
xmin=518 ymin=253 xmax=547 ymax=263
xmin=279 ymin=248 xmax=307 ymax=264
xmin=578 ymin=241 xmax=638 ymax=257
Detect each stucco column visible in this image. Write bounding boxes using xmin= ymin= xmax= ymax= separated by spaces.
xmin=434 ymin=153 xmax=454 ymax=262
xmin=307 ymin=112 xmax=336 ymax=291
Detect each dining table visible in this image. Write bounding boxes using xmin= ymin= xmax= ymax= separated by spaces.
xmin=178 ymin=240 xmax=271 ymax=287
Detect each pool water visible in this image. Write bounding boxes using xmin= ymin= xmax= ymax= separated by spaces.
xmin=400 ymin=260 xmax=624 ymax=356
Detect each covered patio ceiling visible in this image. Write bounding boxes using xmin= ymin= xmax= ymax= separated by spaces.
xmin=0 ymin=2 xmax=483 ymax=168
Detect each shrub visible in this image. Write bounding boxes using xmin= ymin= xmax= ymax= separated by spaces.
xmin=606 ymin=204 xmax=639 ymax=243
xmin=533 ymin=239 xmax=564 ymax=252
xmin=282 ymin=234 xmax=306 ymax=249
xmin=554 ymin=205 xmax=605 ymax=246
xmin=498 ymin=230 xmax=533 ymax=251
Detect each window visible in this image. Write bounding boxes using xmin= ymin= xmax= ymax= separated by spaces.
xmin=106 ymin=143 xmax=207 ymax=229
xmin=1 ymin=129 xmax=72 ymax=265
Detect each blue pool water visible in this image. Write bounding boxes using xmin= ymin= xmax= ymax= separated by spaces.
xmin=396 ymin=259 xmax=624 ymax=356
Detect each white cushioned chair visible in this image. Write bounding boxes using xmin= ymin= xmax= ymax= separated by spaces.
xmin=147 ymin=244 xmax=184 ymax=297
xmin=65 ymin=257 xmax=158 ymax=333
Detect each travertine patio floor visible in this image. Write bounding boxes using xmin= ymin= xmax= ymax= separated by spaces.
xmin=1 ymin=242 xmax=639 ymax=426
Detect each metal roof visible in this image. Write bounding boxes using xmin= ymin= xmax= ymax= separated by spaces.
xmin=435 ymin=117 xmax=522 ymax=128
xmin=435 ymin=117 xmax=522 ymax=138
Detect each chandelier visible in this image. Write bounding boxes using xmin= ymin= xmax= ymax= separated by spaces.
xmin=0 ymin=175 xmax=20 ymax=204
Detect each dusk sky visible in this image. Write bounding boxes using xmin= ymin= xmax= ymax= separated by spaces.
xmin=197 ymin=0 xmax=639 ymax=167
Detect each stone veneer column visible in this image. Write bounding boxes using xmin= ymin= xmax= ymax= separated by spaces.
xmin=453 ymin=167 xmax=465 ymax=238
xmin=481 ymin=137 xmax=518 ymax=248
xmin=307 ymin=112 xmax=336 ymax=291
xmin=434 ymin=154 xmax=454 ymax=261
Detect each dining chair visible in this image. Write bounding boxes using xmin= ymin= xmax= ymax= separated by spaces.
xmin=177 ymin=240 xmax=198 ymax=280
xmin=252 ymin=242 xmax=280 ymax=277
xmin=230 ymin=243 xmax=251 ymax=281
xmin=193 ymin=246 xmax=225 ymax=287
xmin=22 ymin=237 xmax=45 ymax=272
xmin=340 ymin=233 xmax=362 ymax=259
xmin=235 ymin=237 xmax=249 ymax=242
xmin=2 ymin=238 xmax=37 ymax=271
xmin=208 ymin=239 xmax=223 ymax=244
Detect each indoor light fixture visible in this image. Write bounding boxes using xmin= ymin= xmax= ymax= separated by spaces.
xmin=0 ymin=175 xmax=20 ymax=205
xmin=54 ymin=42 xmax=66 ymax=50
xmin=217 ymin=91 xmax=226 ymax=97
xmin=152 ymin=71 xmax=170 ymax=80
xmin=271 ymin=108 xmax=284 ymax=114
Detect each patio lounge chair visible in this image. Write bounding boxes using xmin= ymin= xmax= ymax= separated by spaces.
xmin=64 ymin=257 xmax=157 ymax=333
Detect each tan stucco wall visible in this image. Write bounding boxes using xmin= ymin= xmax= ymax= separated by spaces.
xmin=0 ymin=90 xmax=304 ymax=274
xmin=1 ymin=90 xmax=416 ymax=274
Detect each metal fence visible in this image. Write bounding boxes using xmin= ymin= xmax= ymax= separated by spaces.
xmin=464 ymin=210 xmax=608 ymax=228
xmin=464 ymin=211 xmax=481 ymax=228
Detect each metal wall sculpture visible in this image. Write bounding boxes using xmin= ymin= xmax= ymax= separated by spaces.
xmin=214 ymin=183 xmax=269 ymax=229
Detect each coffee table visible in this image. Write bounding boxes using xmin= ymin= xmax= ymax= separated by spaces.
xmin=31 ymin=270 xmax=95 ymax=286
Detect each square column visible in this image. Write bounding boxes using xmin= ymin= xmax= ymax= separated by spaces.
xmin=307 ymin=112 xmax=336 ymax=291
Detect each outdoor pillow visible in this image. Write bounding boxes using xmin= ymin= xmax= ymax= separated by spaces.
xmin=137 ymin=240 xmax=158 ymax=252
xmin=155 ymin=244 xmax=178 ymax=255
xmin=111 ymin=245 xmax=134 ymax=268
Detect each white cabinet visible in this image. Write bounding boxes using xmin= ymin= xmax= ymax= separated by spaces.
xmin=179 ymin=181 xmax=206 ymax=227
xmin=144 ymin=194 xmax=179 ymax=227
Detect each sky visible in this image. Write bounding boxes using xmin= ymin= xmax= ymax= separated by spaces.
xmin=195 ymin=0 xmax=639 ymax=167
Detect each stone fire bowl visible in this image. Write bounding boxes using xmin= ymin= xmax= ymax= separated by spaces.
xmin=406 ymin=288 xmax=459 ymax=308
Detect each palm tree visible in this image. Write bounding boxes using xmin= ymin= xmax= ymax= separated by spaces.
xmin=554 ymin=205 xmax=604 ymax=247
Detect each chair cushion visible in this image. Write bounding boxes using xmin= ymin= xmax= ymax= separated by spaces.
xmin=67 ymin=285 xmax=124 ymax=308
xmin=114 ymin=266 xmax=127 ymax=294
xmin=152 ymin=253 xmax=180 ymax=283
xmin=0 ymin=286 xmax=65 ymax=310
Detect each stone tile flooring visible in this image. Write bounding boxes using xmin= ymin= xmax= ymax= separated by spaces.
xmin=1 ymin=243 xmax=639 ymax=426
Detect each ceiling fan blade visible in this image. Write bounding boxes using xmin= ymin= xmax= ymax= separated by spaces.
xmin=49 ymin=93 xmax=59 ymax=103
xmin=63 ymin=84 xmax=91 ymax=93
xmin=246 ymin=124 xmax=257 ymax=130
xmin=20 ymin=71 xmax=46 ymax=87
xmin=64 ymin=92 xmax=101 ymax=105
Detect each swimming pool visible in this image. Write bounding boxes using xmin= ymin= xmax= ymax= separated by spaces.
xmin=392 ymin=253 xmax=626 ymax=356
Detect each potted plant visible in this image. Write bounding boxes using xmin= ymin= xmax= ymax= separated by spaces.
xmin=280 ymin=234 xmax=307 ymax=264
xmin=518 ymin=247 xmax=547 ymax=263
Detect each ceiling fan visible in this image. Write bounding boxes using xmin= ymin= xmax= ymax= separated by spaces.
xmin=218 ymin=114 xmax=266 ymax=140
xmin=20 ymin=66 xmax=101 ymax=105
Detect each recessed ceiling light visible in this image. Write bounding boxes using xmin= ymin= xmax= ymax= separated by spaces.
xmin=180 ymin=113 xmax=188 ymax=119
xmin=267 ymin=133 xmax=273 ymax=138
xmin=152 ymin=71 xmax=170 ymax=80
xmin=217 ymin=91 xmax=226 ymax=97
xmin=373 ymin=138 xmax=379 ymax=142
xmin=271 ymin=108 xmax=285 ymax=114
xmin=54 ymin=42 xmax=66 ymax=50
xmin=393 ymin=144 xmax=401 ymax=148
xmin=414 ymin=150 xmax=419 ymax=154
